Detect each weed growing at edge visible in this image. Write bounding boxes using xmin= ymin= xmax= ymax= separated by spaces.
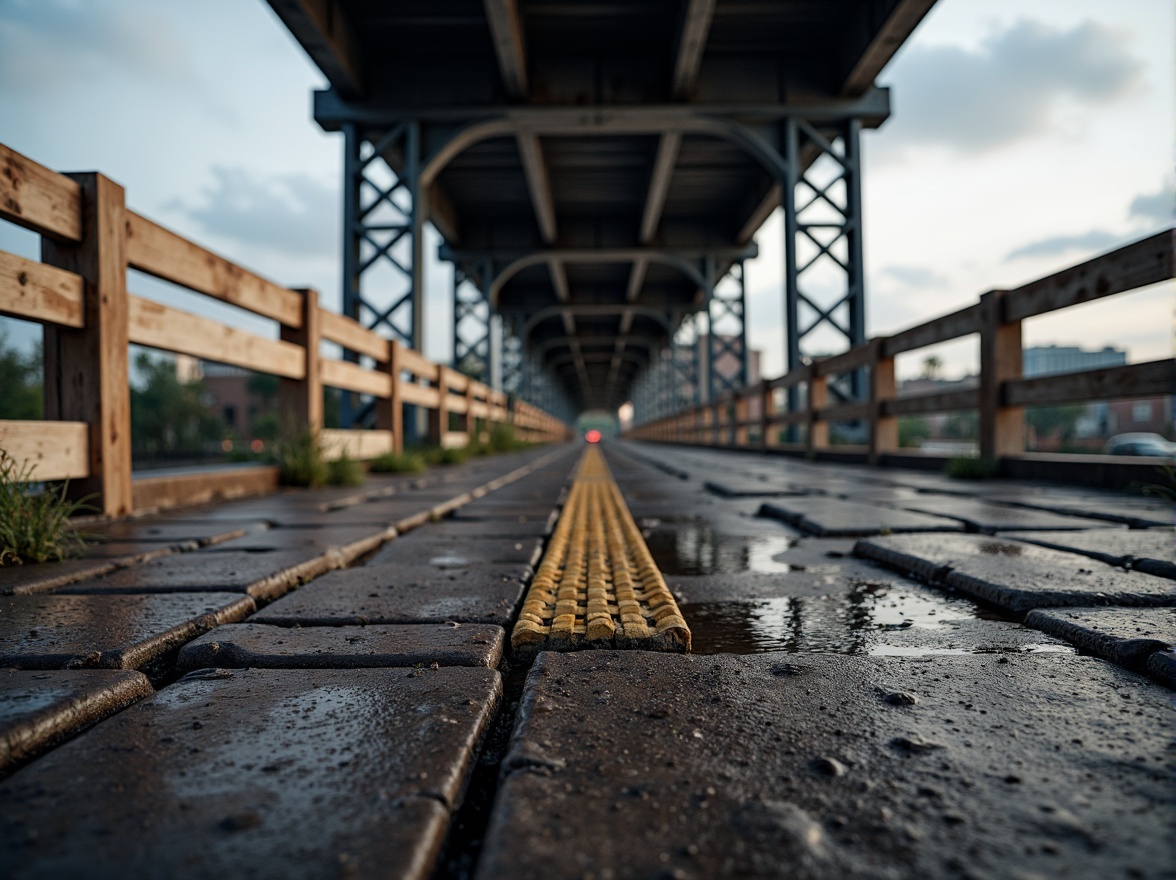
xmin=0 ymin=451 xmax=92 ymax=565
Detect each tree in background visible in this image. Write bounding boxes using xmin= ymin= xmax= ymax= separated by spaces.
xmin=130 ymin=352 xmax=223 ymax=459
xmin=921 ymin=355 xmax=943 ymax=381
xmin=0 ymin=334 xmax=42 ymax=420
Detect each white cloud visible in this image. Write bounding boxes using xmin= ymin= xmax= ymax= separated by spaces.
xmin=878 ymin=18 xmax=1142 ymax=156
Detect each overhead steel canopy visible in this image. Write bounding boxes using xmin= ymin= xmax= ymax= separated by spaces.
xmin=266 ymin=0 xmax=935 ymax=412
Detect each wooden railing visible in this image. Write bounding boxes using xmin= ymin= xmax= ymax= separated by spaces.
xmin=0 ymin=144 xmax=569 ymax=516
xmin=629 ymin=230 xmax=1175 ymax=484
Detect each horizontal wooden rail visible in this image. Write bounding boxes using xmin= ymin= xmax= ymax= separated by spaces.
xmin=320 ymin=428 xmax=395 ymax=460
xmin=1003 ymin=359 xmax=1176 ymax=408
xmin=319 ymin=358 xmax=394 ymax=397
xmin=0 ymin=145 xmax=82 ymax=242
xmin=0 ymin=141 xmax=571 ymax=514
xmin=318 ymin=308 xmax=389 ymax=361
xmin=0 ymin=420 xmax=89 ymax=481
xmin=125 ymin=212 xmax=304 ymax=327
xmin=398 ymin=346 xmax=438 ymax=381
xmin=629 ymin=232 xmax=1175 ymax=487
xmin=0 ymin=250 xmax=85 ymax=327
xmin=129 ymin=296 xmax=305 ymax=378
xmin=883 ymin=388 xmax=978 ymax=416
xmin=1004 ymin=230 xmax=1174 ymax=323
xmin=882 ymin=303 xmax=981 ymax=357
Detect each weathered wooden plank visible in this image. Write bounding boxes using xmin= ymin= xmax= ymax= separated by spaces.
xmin=280 ymin=289 xmax=323 ymax=432
xmin=319 ymin=428 xmax=394 ymax=460
xmin=768 ymin=365 xmax=808 ymax=390
xmin=0 ymin=421 xmax=89 ymax=481
xmin=129 ymin=296 xmax=305 ymax=379
xmin=1005 ymin=231 xmax=1175 ymax=323
xmin=766 ymin=411 xmax=808 ymax=427
xmin=882 ymin=304 xmax=981 ymax=357
xmin=1003 ymin=359 xmax=1176 ymax=408
xmin=817 ymin=402 xmax=870 ymax=423
xmin=0 ymin=250 xmax=84 ymax=327
xmin=124 ymin=212 xmax=303 ymax=327
xmin=133 ymin=465 xmax=279 ymax=513
xmin=42 ymin=174 xmax=133 ymax=517
xmin=398 ymin=381 xmax=442 ymax=409
xmin=813 ymin=346 xmax=871 ymax=378
xmin=0 ymin=144 xmax=83 ymax=241
xmin=883 ymin=387 xmax=978 ymax=416
xmin=398 ymin=346 xmax=439 ymax=381
xmin=318 ymin=308 xmax=389 ymax=361
xmin=320 ymin=358 xmax=393 ymax=397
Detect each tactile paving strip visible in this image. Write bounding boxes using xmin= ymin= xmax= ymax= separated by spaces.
xmin=512 ymin=447 xmax=691 ymax=655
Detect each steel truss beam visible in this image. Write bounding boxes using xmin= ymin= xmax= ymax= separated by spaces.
xmin=782 ymin=117 xmax=866 ymax=399
xmin=706 ymin=260 xmax=749 ymax=400
xmin=452 ymin=261 xmax=492 ymax=382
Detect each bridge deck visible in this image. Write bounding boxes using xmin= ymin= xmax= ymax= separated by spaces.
xmin=1 ymin=444 xmax=1172 ymax=878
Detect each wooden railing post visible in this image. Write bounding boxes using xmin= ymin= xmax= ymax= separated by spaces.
xmin=278 ymin=288 xmax=322 ymax=435
xmin=868 ymin=338 xmax=897 ymax=465
xmin=465 ymin=383 xmax=477 ymax=444
xmin=979 ymin=289 xmax=1023 ymax=462
xmin=429 ymin=367 xmax=450 ymax=447
xmin=42 ymin=173 xmax=132 ymax=517
xmin=760 ymin=379 xmax=772 ymax=449
xmin=377 ymin=339 xmax=404 ymax=453
xmin=807 ymin=363 xmax=828 ymax=454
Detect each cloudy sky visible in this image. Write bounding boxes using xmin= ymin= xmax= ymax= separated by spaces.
xmin=0 ymin=0 xmax=1171 ymax=389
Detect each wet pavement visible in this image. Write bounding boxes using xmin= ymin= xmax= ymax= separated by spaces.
xmin=0 ymin=439 xmax=1172 ymax=878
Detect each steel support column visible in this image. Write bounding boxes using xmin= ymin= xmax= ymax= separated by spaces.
xmin=453 ymin=261 xmax=492 ymax=381
xmin=341 ymin=121 xmax=425 ymax=426
xmin=707 ymin=259 xmax=749 ymax=401
xmin=782 ymin=117 xmax=867 ymax=398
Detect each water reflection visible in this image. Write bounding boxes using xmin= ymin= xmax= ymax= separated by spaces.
xmin=640 ymin=518 xmax=795 ymax=575
xmin=682 ymin=580 xmax=1073 ymax=657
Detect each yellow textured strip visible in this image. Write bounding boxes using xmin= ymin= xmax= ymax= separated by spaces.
xmin=511 ymin=447 xmax=691 ymax=656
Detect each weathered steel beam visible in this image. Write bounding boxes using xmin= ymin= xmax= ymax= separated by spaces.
xmin=483 ymin=0 xmax=528 ymax=98
xmin=267 ymin=0 xmax=363 ymax=97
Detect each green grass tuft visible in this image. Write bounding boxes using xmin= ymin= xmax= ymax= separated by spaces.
xmin=0 ymin=451 xmax=92 ymax=566
xmin=274 ymin=431 xmax=330 ymax=488
xmin=945 ymin=456 xmax=999 ymax=480
xmin=368 ymin=451 xmax=427 ymax=475
xmin=326 ymin=451 xmax=365 ymax=487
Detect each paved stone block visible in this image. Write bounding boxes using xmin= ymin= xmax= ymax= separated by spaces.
xmin=55 ymin=549 xmax=338 ymax=601
xmin=77 ymin=541 xmax=192 ymax=561
xmin=1003 ymin=529 xmax=1176 ymax=578
xmin=0 ymin=666 xmax=501 ymax=880
xmin=77 ymin=521 xmax=262 ymax=545
xmin=993 ymin=495 xmax=1175 ymax=529
xmin=1146 ymin=650 xmax=1175 ymax=687
xmin=477 ymin=651 xmax=1172 ymax=880
xmin=896 ymin=498 xmax=1121 ymax=533
xmin=208 ymin=525 xmax=387 ymax=554
xmin=416 ymin=519 xmax=553 ymax=538
xmin=760 ymin=498 xmax=963 ymax=537
xmin=1024 ymin=607 xmax=1176 ymax=672
xmin=0 ymin=559 xmax=122 ymax=596
xmin=252 ymin=564 xmax=529 ymax=627
xmin=368 ymin=532 xmax=545 ymax=568
xmin=177 ymin=623 xmax=505 ymax=671
xmin=0 ymin=669 xmax=152 ymax=773
xmin=856 ymin=533 xmax=1176 ymax=612
xmin=703 ymin=478 xmax=805 ymax=498
xmin=0 ymin=593 xmax=254 ymax=670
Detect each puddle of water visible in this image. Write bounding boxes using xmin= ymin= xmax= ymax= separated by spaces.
xmin=640 ymin=517 xmax=795 ymax=575
xmin=681 ymin=582 xmax=1073 ymax=657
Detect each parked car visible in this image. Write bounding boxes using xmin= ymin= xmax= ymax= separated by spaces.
xmin=1103 ymin=433 xmax=1176 ymax=459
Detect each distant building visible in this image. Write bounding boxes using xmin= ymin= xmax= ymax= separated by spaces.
xmin=1022 ymin=345 xmax=1126 ymax=378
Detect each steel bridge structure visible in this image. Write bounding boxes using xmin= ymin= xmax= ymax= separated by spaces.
xmin=266 ymin=0 xmax=935 ymax=423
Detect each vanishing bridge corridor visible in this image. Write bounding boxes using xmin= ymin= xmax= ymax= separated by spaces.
xmin=0 ymin=1 xmax=1173 ymax=878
